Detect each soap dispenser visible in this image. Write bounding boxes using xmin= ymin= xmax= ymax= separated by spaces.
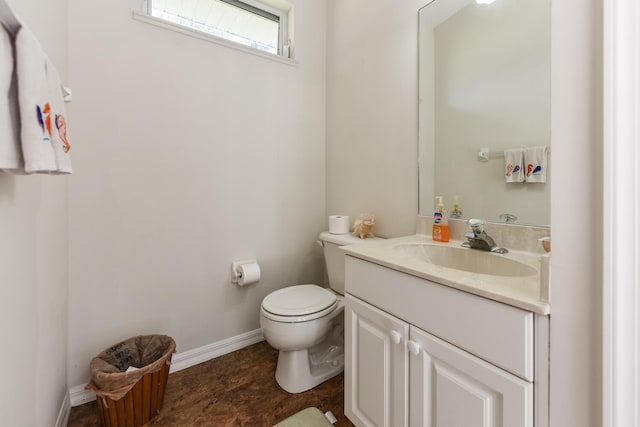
xmin=436 ymin=196 xmax=444 ymax=214
xmin=432 ymin=196 xmax=450 ymax=242
xmin=451 ymin=195 xmax=463 ymax=218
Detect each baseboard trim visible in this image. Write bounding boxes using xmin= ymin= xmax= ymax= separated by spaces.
xmin=170 ymin=329 xmax=264 ymax=373
xmin=55 ymin=391 xmax=71 ymax=427
xmin=69 ymin=329 xmax=264 ymax=407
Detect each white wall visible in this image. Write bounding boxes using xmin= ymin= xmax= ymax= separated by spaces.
xmin=327 ymin=0 xmax=603 ymax=425
xmin=0 ymin=1 xmax=69 ymax=425
xmin=66 ymin=0 xmax=327 ymax=389
xmin=326 ymin=0 xmax=421 ymax=238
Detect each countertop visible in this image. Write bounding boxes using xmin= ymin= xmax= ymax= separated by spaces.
xmin=342 ymin=234 xmax=550 ymax=315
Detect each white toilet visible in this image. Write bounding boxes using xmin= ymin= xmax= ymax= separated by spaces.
xmin=260 ymin=231 xmax=374 ymax=393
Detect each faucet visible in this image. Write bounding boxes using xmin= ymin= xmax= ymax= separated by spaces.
xmin=461 ymin=219 xmax=509 ymax=254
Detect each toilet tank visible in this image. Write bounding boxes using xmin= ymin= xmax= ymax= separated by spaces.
xmin=319 ymin=232 xmax=380 ymax=295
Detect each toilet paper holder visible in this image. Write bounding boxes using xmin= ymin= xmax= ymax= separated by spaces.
xmin=231 ymin=259 xmax=259 ymax=284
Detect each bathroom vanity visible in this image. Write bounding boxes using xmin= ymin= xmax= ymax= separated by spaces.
xmin=342 ymin=235 xmax=550 ymax=427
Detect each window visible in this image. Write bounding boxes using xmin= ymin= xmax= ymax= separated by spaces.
xmin=143 ymin=0 xmax=290 ymax=57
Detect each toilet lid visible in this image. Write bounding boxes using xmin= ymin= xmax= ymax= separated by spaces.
xmin=262 ymin=284 xmax=337 ymax=317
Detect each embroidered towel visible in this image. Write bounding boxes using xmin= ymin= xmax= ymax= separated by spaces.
xmin=15 ymin=26 xmax=71 ymax=174
xmin=0 ymin=24 xmax=24 ymax=173
xmin=504 ymin=148 xmax=524 ymax=183
xmin=524 ymin=146 xmax=548 ymax=183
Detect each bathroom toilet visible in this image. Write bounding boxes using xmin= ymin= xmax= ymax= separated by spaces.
xmin=260 ymin=231 xmax=376 ymax=393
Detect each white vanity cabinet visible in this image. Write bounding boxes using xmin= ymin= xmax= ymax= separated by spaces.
xmin=345 ymin=295 xmax=409 ymax=426
xmin=408 ymin=324 xmax=532 ymax=427
xmin=344 ymin=256 xmax=549 ymax=427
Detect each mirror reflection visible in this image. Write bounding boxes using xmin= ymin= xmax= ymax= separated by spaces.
xmin=418 ymin=0 xmax=551 ymax=226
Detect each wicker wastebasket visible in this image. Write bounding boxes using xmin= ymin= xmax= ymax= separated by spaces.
xmin=86 ymin=335 xmax=176 ymax=427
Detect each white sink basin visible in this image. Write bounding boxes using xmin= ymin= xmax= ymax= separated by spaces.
xmin=392 ymin=243 xmax=537 ymax=277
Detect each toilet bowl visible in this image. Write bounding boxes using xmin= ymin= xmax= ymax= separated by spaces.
xmin=260 ymin=284 xmax=345 ymax=393
xmin=260 ymin=232 xmax=380 ymax=394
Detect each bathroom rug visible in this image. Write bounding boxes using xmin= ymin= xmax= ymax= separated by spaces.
xmin=272 ymin=407 xmax=336 ymax=426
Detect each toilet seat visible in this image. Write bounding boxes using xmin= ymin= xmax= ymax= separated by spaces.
xmin=262 ymin=284 xmax=338 ymax=323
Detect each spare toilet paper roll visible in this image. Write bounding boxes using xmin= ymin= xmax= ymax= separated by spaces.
xmin=329 ymin=215 xmax=350 ymax=234
xmin=237 ymin=262 xmax=261 ymax=286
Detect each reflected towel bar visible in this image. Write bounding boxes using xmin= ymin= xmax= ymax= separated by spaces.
xmin=478 ymin=148 xmax=504 ymax=162
xmin=478 ymin=146 xmax=550 ymax=162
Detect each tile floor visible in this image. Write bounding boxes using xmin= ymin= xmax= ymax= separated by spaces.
xmin=67 ymin=341 xmax=352 ymax=426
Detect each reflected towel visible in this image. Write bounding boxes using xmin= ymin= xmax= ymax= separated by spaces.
xmin=15 ymin=25 xmax=71 ymax=174
xmin=524 ymin=146 xmax=548 ymax=183
xmin=0 ymin=24 xmax=24 ymax=173
xmin=504 ymin=148 xmax=524 ymax=183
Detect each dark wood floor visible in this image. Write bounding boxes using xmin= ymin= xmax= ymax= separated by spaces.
xmin=68 ymin=341 xmax=353 ymax=426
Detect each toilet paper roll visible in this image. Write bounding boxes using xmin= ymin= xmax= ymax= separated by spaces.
xmin=329 ymin=215 xmax=350 ymax=234
xmin=237 ymin=262 xmax=261 ymax=286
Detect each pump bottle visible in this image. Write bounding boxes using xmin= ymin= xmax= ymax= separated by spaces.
xmin=451 ymin=195 xmax=463 ymax=218
xmin=433 ymin=196 xmax=450 ymax=242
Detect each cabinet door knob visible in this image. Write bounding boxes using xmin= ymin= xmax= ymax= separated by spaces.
xmin=407 ymin=340 xmax=421 ymax=355
xmin=390 ymin=330 xmax=402 ymax=345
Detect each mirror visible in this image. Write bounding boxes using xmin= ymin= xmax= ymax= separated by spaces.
xmin=418 ymin=0 xmax=551 ymax=226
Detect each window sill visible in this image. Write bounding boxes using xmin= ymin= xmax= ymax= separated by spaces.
xmin=132 ymin=11 xmax=297 ymax=66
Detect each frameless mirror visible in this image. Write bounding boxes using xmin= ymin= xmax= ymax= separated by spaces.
xmin=418 ymin=0 xmax=551 ymax=226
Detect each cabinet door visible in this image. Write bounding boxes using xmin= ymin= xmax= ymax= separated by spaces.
xmin=409 ymin=326 xmax=533 ymax=427
xmin=345 ymin=294 xmax=409 ymax=427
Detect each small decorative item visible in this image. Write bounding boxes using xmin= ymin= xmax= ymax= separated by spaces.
xmin=353 ymin=213 xmax=375 ymax=239
xmin=539 ymin=237 xmax=551 ymax=253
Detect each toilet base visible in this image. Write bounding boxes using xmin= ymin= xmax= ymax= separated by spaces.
xmin=275 ymin=330 xmax=344 ymax=394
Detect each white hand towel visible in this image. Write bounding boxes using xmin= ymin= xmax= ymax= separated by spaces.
xmin=15 ymin=26 xmax=72 ymax=174
xmin=49 ymin=78 xmax=72 ymax=174
xmin=524 ymin=146 xmax=548 ymax=183
xmin=504 ymin=148 xmax=524 ymax=183
xmin=0 ymin=24 xmax=24 ymax=173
